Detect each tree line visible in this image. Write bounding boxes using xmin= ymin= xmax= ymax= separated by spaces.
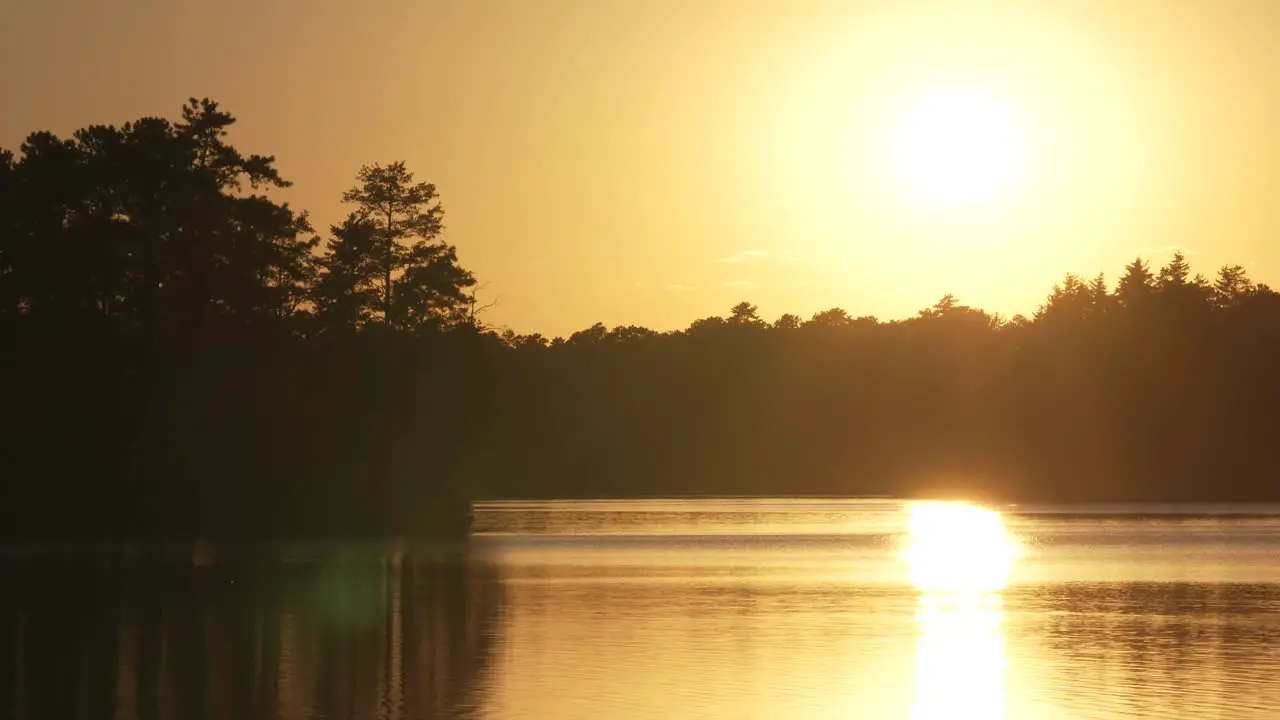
xmin=0 ymin=99 xmax=484 ymax=539
xmin=0 ymin=98 xmax=479 ymax=338
xmin=3 ymin=99 xmax=1278 ymax=539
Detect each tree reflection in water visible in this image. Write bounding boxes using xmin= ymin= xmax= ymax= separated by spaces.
xmin=0 ymin=542 xmax=505 ymax=720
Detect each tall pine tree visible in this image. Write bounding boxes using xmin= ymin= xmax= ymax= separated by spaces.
xmin=328 ymin=161 xmax=476 ymax=330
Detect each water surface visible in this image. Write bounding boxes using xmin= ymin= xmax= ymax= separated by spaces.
xmin=4 ymin=499 xmax=1280 ymax=719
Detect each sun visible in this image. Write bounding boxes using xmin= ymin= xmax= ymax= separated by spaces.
xmin=887 ymin=86 xmax=1026 ymax=208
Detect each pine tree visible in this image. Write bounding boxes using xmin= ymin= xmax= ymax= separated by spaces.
xmin=1115 ymin=258 xmax=1155 ymax=308
xmin=312 ymin=215 xmax=381 ymax=330
xmin=1213 ymin=264 xmax=1253 ymax=308
xmin=339 ymin=161 xmax=475 ymax=329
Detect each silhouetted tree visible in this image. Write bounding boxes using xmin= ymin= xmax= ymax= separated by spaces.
xmin=687 ymin=315 xmax=728 ymax=334
xmin=0 ymin=101 xmax=476 ymax=540
xmin=609 ymin=325 xmax=658 ymax=342
xmin=729 ymin=301 xmax=765 ymax=326
xmin=1087 ymin=274 xmax=1112 ymax=314
xmin=773 ymin=313 xmax=801 ymax=330
xmin=0 ymin=98 xmax=313 ymax=340
xmin=1116 ymin=258 xmax=1155 ymax=309
xmin=0 ymin=149 xmax=17 ymax=318
xmin=1213 ymin=264 xmax=1254 ymax=309
xmin=10 ymin=98 xmax=1280 ymax=541
xmin=919 ymin=293 xmax=962 ymax=318
xmin=339 ymin=161 xmax=475 ymax=330
xmin=1036 ymin=273 xmax=1091 ymax=323
xmin=806 ymin=308 xmax=853 ymax=328
xmin=569 ymin=322 xmax=609 ymax=345
xmin=1157 ymin=250 xmax=1192 ymax=288
xmin=1153 ymin=251 xmax=1213 ymax=323
xmin=312 ymin=215 xmax=381 ymax=331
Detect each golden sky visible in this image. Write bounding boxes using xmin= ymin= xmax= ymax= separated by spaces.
xmin=3 ymin=0 xmax=1279 ymax=336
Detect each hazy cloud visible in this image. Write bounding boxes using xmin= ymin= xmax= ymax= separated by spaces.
xmin=723 ymin=280 xmax=757 ymax=289
xmin=664 ymin=284 xmax=697 ymax=293
xmin=716 ymin=249 xmax=771 ymax=263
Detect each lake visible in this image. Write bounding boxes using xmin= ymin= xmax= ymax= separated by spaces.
xmin=4 ymin=499 xmax=1280 ymax=719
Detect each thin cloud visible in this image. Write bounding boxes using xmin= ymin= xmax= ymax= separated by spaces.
xmin=716 ymin=249 xmax=771 ymax=263
xmin=723 ymin=280 xmax=757 ymax=289
xmin=664 ymin=284 xmax=697 ymax=293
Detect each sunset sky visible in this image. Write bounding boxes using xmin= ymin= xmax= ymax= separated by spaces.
xmin=4 ymin=0 xmax=1279 ymax=336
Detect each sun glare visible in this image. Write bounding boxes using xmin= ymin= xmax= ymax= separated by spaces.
xmin=888 ymin=87 xmax=1026 ymax=208
xmin=900 ymin=501 xmax=1020 ymax=594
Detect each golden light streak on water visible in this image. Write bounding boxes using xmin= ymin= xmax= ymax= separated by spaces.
xmin=902 ymin=501 xmax=1020 ymax=720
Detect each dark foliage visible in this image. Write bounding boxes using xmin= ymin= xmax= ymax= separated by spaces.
xmin=0 ymin=100 xmax=479 ymax=540
xmin=480 ymin=259 xmax=1280 ymax=503
xmin=3 ymin=100 xmax=1279 ymax=541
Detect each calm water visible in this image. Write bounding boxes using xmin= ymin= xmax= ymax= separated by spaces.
xmin=4 ymin=499 xmax=1280 ymax=719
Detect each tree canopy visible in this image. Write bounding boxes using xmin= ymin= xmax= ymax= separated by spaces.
xmin=4 ymin=99 xmax=1280 ymax=540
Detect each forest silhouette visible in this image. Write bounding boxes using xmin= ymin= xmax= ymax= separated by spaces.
xmin=4 ymin=99 xmax=1279 ymax=539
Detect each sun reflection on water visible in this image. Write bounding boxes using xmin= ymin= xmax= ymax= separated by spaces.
xmin=902 ymin=501 xmax=1018 ymax=720
xmin=912 ymin=594 xmax=1007 ymax=720
xmin=901 ymin=501 xmax=1021 ymax=594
